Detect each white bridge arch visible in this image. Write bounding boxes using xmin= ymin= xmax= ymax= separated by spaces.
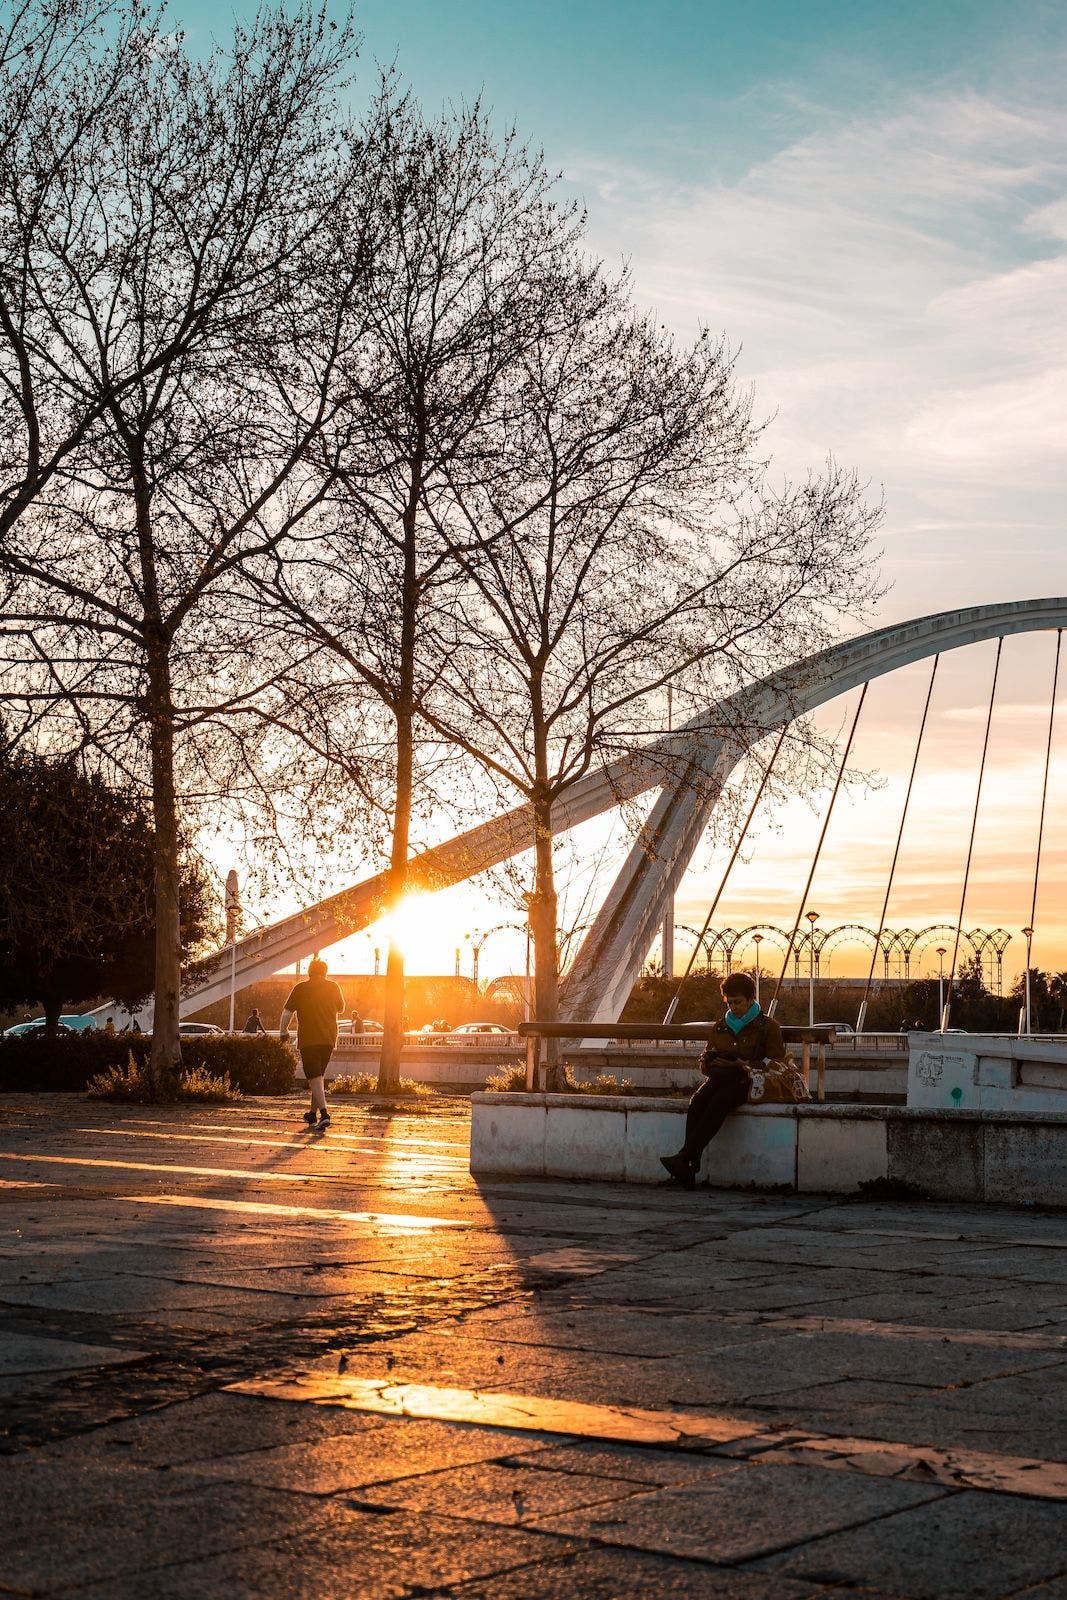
xmin=183 ymin=598 xmax=1067 ymax=1020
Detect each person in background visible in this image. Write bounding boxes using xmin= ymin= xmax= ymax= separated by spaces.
xmin=279 ymin=958 xmax=345 ymax=1128
xmin=103 ymin=1018 xmax=117 ymax=1037
xmin=349 ymin=1009 xmax=362 ymax=1038
xmin=242 ymin=1007 xmax=265 ymax=1035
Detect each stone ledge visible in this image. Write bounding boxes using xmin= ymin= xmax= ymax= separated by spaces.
xmin=469 ymin=1094 xmax=1067 ymax=1205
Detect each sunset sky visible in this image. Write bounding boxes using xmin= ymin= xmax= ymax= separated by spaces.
xmin=176 ymin=0 xmax=1067 ymax=983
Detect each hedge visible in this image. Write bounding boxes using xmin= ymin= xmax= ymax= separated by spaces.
xmin=0 ymin=1032 xmax=295 ymax=1095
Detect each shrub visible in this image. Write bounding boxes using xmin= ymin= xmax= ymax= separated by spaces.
xmin=484 ymin=1063 xmax=643 ymax=1095
xmin=330 ymin=1073 xmax=433 ymax=1098
xmin=563 ymin=1070 xmax=638 ymax=1095
xmin=0 ymin=1031 xmax=294 ymax=1095
xmin=86 ymin=1055 xmax=240 ymax=1104
xmin=484 ymin=1062 xmax=528 ymax=1092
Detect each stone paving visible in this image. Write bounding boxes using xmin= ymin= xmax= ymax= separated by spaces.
xmin=0 ymin=1092 xmax=1064 ymax=1599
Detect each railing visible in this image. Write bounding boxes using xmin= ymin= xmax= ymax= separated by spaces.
xmin=517 ymin=1021 xmax=838 ymax=1100
xmin=335 ymin=1027 xmax=523 ymax=1050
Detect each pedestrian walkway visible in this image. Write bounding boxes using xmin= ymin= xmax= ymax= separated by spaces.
xmin=1 ymin=1095 xmax=1064 ymax=1598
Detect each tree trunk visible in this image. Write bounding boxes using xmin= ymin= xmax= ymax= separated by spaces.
xmin=377 ymin=446 xmax=422 ymax=1094
xmin=530 ymin=786 xmax=563 ymax=1090
xmin=377 ymin=697 xmax=414 ymax=1093
xmin=146 ymin=642 xmax=183 ymax=1096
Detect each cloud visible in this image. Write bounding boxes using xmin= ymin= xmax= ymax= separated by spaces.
xmin=572 ymin=80 xmax=1067 ymax=618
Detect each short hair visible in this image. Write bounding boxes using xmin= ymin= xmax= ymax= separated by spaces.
xmin=721 ymin=971 xmax=756 ymax=1002
xmin=308 ymin=958 xmax=328 ymax=978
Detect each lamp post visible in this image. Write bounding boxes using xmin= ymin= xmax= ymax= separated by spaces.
xmin=936 ymin=946 xmax=947 ymax=1027
xmin=805 ymin=911 xmax=819 ymax=1027
xmin=1021 ymin=927 xmax=1034 ymax=1035
xmin=373 ymin=946 xmax=380 ymax=978
xmin=752 ymin=932 xmax=763 ymax=1007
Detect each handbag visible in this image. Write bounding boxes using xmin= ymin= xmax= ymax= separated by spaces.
xmin=704 ymin=1015 xmax=810 ymax=1104
xmin=746 ymin=1055 xmax=810 ymax=1104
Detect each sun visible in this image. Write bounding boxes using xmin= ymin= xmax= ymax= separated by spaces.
xmin=375 ymin=895 xmax=446 ymax=970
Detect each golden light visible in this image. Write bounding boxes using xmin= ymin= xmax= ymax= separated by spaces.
xmin=375 ymin=895 xmax=441 ymax=969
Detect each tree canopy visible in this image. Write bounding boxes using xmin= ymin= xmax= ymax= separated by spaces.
xmin=0 ymin=746 xmax=214 ymax=1028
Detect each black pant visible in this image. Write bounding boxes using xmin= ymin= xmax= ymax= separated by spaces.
xmin=682 ymin=1063 xmax=750 ymax=1165
xmin=300 ymin=1043 xmax=334 ymax=1080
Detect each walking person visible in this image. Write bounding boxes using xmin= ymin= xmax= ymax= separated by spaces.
xmin=242 ymin=1007 xmax=265 ymax=1035
xmin=279 ymin=958 xmax=345 ymax=1129
xmin=660 ymin=971 xmax=807 ymax=1189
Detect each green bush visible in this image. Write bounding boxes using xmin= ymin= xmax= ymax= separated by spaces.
xmin=0 ymin=1031 xmax=294 ymax=1095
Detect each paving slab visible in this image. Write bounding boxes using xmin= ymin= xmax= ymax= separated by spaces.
xmin=176 ymin=1416 xmax=550 ymax=1493
xmin=760 ymin=1488 xmax=1067 ymax=1599
xmin=54 ymin=1508 xmax=579 ymax=1600
xmin=452 ymin=1547 xmax=821 ymax=1598
xmin=0 ymin=1329 xmax=146 ymax=1375
xmin=0 ymin=1477 xmax=348 ymax=1594
xmin=37 ymin=1391 xmax=398 ymax=1467
xmin=356 ymin=1456 xmax=650 ymax=1522
xmin=533 ymin=1460 xmax=946 ymax=1563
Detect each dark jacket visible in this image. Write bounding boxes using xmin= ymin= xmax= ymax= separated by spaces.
xmin=700 ymin=1010 xmax=786 ymax=1074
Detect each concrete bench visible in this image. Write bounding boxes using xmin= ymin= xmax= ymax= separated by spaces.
xmin=469 ymin=1092 xmax=1067 ymax=1206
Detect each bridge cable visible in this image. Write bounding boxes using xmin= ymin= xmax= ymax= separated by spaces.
xmin=662 ymin=725 xmax=789 ymax=1023
xmin=941 ymin=636 xmax=1003 ymax=1032
xmin=767 ymin=682 xmax=870 ymax=1019
xmin=855 ymin=655 xmax=940 ymax=1034
xmin=1020 ymin=628 xmax=1062 ymax=1034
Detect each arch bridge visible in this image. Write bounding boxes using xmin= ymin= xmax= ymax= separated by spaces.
xmin=182 ymin=598 xmax=1067 ymax=1022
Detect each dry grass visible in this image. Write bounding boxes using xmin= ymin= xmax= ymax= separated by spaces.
xmin=329 ymin=1073 xmax=434 ymax=1098
xmin=86 ymin=1055 xmax=240 ymax=1104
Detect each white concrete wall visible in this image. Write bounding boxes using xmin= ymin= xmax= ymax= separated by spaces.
xmin=908 ymin=1033 xmax=1067 ymax=1114
xmin=469 ymin=1093 xmax=1067 ymax=1206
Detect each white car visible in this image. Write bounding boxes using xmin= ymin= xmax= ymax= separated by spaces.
xmin=178 ymin=1022 xmax=222 ymax=1037
xmin=434 ymin=1022 xmax=515 ymax=1045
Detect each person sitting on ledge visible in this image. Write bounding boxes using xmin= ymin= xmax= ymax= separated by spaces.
xmin=660 ymin=971 xmax=796 ymax=1189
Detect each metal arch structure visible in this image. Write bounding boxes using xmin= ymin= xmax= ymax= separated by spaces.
xmin=560 ymin=598 xmax=1067 ymax=1022
xmin=673 ymin=924 xmax=719 ymax=969
xmin=180 ymin=597 xmax=1067 ymax=1019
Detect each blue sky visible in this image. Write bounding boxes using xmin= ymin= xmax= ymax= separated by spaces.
xmin=168 ymin=0 xmax=1067 ymax=627
xmin=168 ymin=0 xmax=1067 ymax=971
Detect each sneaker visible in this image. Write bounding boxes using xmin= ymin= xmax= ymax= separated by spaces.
xmin=659 ymin=1153 xmax=697 ymax=1189
xmin=318 ymin=1111 xmax=331 ymax=1128
xmin=303 ymin=1109 xmax=317 ymax=1127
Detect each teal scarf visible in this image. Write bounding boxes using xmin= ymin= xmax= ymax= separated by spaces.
xmin=724 ymin=1001 xmax=760 ymax=1034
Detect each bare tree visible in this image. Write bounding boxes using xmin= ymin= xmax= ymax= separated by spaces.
xmin=0 ymin=6 xmax=375 ymax=1085
xmin=272 ymin=91 xmax=584 ymax=1089
xmin=420 ymin=265 xmax=883 ymax=1065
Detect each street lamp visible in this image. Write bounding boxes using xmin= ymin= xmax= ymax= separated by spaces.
xmin=805 ymin=911 xmax=819 ymax=1027
xmin=751 ymin=932 xmax=764 ymax=1007
xmin=1021 ymin=927 xmax=1035 ymax=1035
xmin=936 ymin=946 xmax=947 ymax=1027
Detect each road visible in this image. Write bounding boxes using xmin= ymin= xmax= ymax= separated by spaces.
xmin=0 ymin=1093 xmax=1065 ymax=1598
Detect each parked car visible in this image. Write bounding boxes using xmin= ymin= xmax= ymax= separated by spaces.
xmin=178 ymin=1022 xmax=222 ymax=1037
xmin=433 ymin=1022 xmax=515 ymax=1045
xmin=3 ymin=1015 xmax=94 ymax=1037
